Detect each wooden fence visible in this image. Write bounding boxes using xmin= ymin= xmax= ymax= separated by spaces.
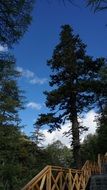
xmin=22 ymin=159 xmax=100 ymax=190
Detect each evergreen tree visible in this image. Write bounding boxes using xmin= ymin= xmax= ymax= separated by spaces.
xmin=0 ymin=52 xmax=24 ymax=189
xmin=0 ymin=53 xmax=24 ymax=127
xmin=36 ymin=25 xmax=105 ymax=167
xmin=31 ymin=124 xmax=45 ymax=146
xmin=0 ymin=0 xmax=34 ymax=47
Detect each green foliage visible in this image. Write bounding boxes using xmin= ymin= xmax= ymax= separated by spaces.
xmin=0 ymin=1 xmax=37 ymax=189
xmin=0 ymin=52 xmax=24 ymax=126
xmin=44 ymin=140 xmax=73 ymax=168
xmin=31 ymin=124 xmax=45 ymax=146
xmin=80 ymin=134 xmax=99 ymax=163
xmin=92 ymin=64 xmax=107 ymax=155
xmin=0 ymin=52 xmax=23 ymax=189
xmin=80 ymin=107 xmax=107 ymax=162
xmin=0 ymin=0 xmax=36 ymax=185
xmin=99 ymin=65 xmax=107 ymax=98
xmin=0 ymin=125 xmax=21 ymax=189
xmin=36 ymin=25 xmax=105 ymax=167
xmin=0 ymin=0 xmax=34 ymax=47
xmin=0 ymin=124 xmax=43 ymax=189
xmin=80 ymin=82 xmax=107 ymax=162
xmin=96 ymin=105 xmax=107 ymax=154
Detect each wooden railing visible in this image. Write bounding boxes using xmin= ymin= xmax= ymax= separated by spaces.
xmin=22 ymin=159 xmax=100 ymax=190
xmin=98 ymin=152 xmax=107 ymax=174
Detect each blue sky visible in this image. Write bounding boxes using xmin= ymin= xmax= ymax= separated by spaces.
xmin=9 ymin=1 xmax=107 ymax=138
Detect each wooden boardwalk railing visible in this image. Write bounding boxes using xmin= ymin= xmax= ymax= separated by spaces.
xmin=98 ymin=152 xmax=107 ymax=174
xmin=21 ymin=157 xmax=101 ymax=190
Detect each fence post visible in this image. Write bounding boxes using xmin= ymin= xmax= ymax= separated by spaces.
xmin=98 ymin=154 xmax=101 ymax=174
xmin=46 ymin=166 xmax=51 ymax=190
xmin=59 ymin=170 xmax=63 ymax=190
xmin=105 ymin=152 xmax=107 ymax=162
xmin=68 ymin=169 xmax=72 ymax=190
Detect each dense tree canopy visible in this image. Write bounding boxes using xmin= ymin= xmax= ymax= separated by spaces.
xmin=0 ymin=124 xmax=46 ymax=190
xmin=0 ymin=53 xmax=23 ymax=189
xmin=80 ymin=133 xmax=99 ymax=163
xmin=45 ymin=140 xmax=72 ymax=168
xmin=0 ymin=0 xmax=34 ymax=47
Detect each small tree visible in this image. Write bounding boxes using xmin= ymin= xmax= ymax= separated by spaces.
xmin=31 ymin=124 xmax=45 ymax=147
xmin=36 ymin=25 xmax=104 ymax=167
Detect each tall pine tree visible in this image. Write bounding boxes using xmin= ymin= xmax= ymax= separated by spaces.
xmin=36 ymin=25 xmax=105 ymax=167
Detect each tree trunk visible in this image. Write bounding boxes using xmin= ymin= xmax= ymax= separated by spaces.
xmin=72 ymin=116 xmax=81 ymax=168
xmin=70 ymin=97 xmax=81 ymax=168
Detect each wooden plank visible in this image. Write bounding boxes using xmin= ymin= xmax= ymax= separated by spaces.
xmin=51 ymin=173 xmax=61 ymax=190
xmin=22 ymin=166 xmax=50 ymax=190
xmin=34 ymin=183 xmax=40 ymax=190
xmin=40 ymin=175 xmax=46 ymax=190
xmin=59 ymin=172 xmax=63 ymax=190
xmin=46 ymin=167 xmax=51 ymax=190
xmin=68 ymin=169 xmax=72 ymax=190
